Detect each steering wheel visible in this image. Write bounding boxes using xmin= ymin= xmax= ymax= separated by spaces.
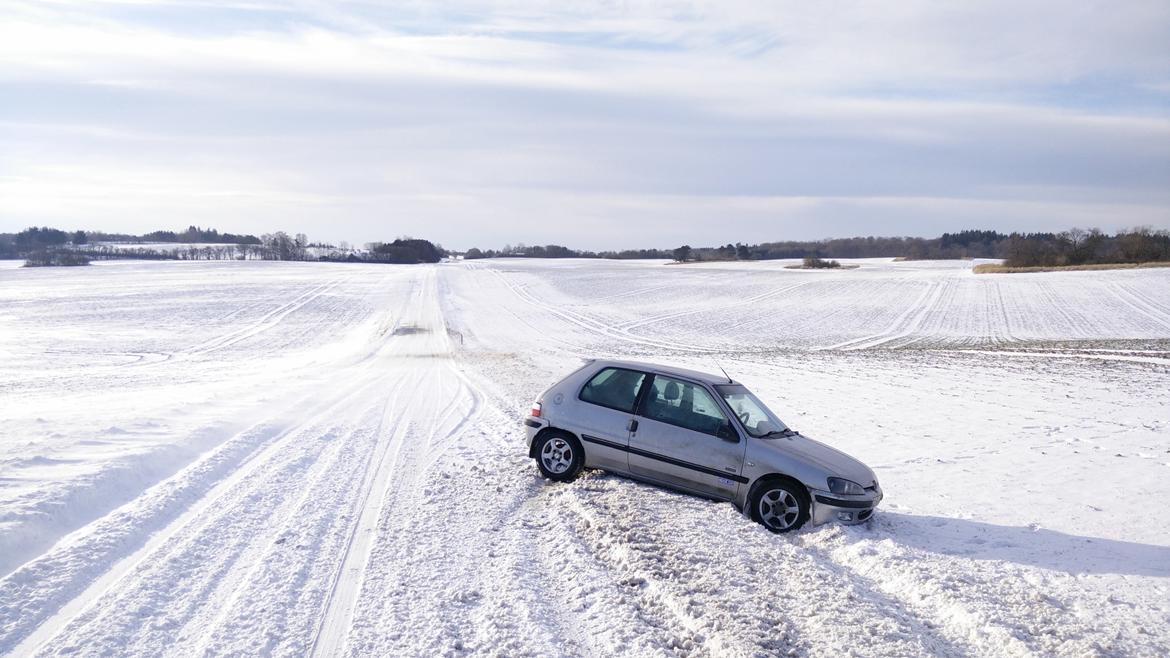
xmin=738 ymin=411 xmax=750 ymax=424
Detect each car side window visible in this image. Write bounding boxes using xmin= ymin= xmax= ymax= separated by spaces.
xmin=579 ymin=367 xmax=647 ymax=413
xmin=641 ymin=375 xmax=730 ymax=437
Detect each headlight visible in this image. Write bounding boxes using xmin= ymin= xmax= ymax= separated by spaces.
xmin=827 ymin=477 xmax=865 ymax=495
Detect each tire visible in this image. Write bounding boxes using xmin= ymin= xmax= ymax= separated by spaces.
xmin=750 ymin=477 xmax=810 ymax=533
xmin=533 ymin=431 xmax=585 ymax=482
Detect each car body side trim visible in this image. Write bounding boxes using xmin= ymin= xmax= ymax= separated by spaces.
xmin=580 ymin=433 xmax=749 ymax=484
xmin=579 ymin=433 xmax=626 ymax=450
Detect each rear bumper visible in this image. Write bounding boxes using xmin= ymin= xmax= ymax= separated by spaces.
xmin=809 ymin=486 xmax=882 ymax=525
xmin=524 ymin=416 xmax=549 ymax=451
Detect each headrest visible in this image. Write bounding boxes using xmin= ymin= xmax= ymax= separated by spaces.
xmin=663 ymin=381 xmax=681 ymax=401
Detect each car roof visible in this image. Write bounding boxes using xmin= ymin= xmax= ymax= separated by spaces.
xmin=589 ymin=359 xmax=739 ymax=386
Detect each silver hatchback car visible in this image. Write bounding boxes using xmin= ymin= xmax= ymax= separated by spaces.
xmin=525 ymin=360 xmax=881 ymax=532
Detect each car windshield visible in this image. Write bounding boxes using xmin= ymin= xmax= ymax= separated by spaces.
xmin=716 ymin=385 xmax=789 ymax=438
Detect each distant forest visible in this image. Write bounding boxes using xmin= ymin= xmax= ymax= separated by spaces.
xmin=142 ymin=227 xmax=261 ymax=245
xmin=465 ymin=228 xmax=1170 ymax=268
xmin=4 ymin=225 xmax=1168 ymax=268
xmin=0 ymin=226 xmax=444 ymax=265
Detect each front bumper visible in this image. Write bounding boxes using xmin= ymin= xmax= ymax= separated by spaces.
xmin=809 ymin=485 xmax=882 ymax=525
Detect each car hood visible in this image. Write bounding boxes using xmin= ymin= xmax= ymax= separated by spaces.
xmin=761 ymin=433 xmax=875 ymax=487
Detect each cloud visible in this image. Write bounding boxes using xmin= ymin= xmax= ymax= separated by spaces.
xmin=0 ymin=0 xmax=1168 ymax=246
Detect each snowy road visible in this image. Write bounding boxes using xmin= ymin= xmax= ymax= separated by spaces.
xmin=1 ymin=258 xmax=1168 ymax=657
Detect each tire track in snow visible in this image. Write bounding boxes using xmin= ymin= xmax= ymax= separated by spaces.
xmin=483 ymin=266 xmax=718 ymax=354
xmin=536 ymin=477 xmax=976 ymax=657
xmin=554 ymin=488 xmax=769 ymax=657
xmin=1107 ymin=281 xmax=1170 ymax=333
xmin=1 ymin=271 xmax=424 ymax=656
xmin=117 ymin=273 xmax=359 ymax=370
xmin=0 ymin=273 xmax=418 ymax=583
xmin=990 ymin=280 xmax=1016 ymax=345
xmin=308 ymin=268 xmax=506 ymax=657
xmin=179 ymin=403 xmax=398 ymax=656
xmin=184 ymin=275 xmax=352 ymax=357
xmin=308 ymin=375 xmax=418 ymax=658
xmin=818 ymin=279 xmax=938 ymax=351
xmin=934 ymin=348 xmax=1170 ymax=366
xmin=593 ymin=282 xmax=675 ymax=303
xmin=195 ymin=271 xmax=462 ymax=657
xmin=614 ymin=278 xmax=814 ymax=333
xmin=485 ymin=264 xmax=809 ymax=355
xmin=1036 ymin=280 xmax=1086 ymax=339
xmin=823 ymin=277 xmax=953 ymax=351
xmin=3 ymin=360 xmax=400 ymax=656
xmin=798 ymin=519 xmax=1168 ymax=657
xmin=332 ymin=274 xmax=590 ymax=655
xmin=40 ymin=399 xmax=395 ymax=657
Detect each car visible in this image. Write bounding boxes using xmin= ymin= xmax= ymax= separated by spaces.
xmin=524 ymin=359 xmax=881 ymax=532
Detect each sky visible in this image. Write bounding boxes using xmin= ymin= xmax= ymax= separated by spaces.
xmin=1 ymin=1 xmax=1168 ymax=250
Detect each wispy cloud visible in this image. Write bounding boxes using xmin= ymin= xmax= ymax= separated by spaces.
xmin=1 ymin=0 xmax=1167 ymax=247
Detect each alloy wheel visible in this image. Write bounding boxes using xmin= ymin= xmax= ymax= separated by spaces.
xmin=759 ymin=488 xmax=801 ymax=531
xmin=540 ymin=437 xmax=573 ymax=474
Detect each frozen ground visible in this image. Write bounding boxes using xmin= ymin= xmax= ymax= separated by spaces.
xmin=0 ymin=257 xmax=1167 ymax=657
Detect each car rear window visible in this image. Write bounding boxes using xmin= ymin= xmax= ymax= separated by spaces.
xmin=579 ymin=367 xmax=646 ymax=413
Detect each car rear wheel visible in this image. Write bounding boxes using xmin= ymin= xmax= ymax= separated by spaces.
xmin=534 ymin=432 xmax=584 ymax=482
xmin=751 ymin=478 xmax=809 ymax=533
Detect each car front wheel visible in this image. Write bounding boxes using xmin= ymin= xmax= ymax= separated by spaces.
xmin=534 ymin=432 xmax=584 ymax=482
xmin=750 ymin=478 xmax=810 ymax=533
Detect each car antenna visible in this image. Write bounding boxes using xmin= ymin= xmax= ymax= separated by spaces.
xmin=717 ymin=361 xmax=733 ymax=384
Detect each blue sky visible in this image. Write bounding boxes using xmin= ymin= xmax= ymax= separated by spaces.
xmin=1 ymin=0 xmax=1168 ymax=249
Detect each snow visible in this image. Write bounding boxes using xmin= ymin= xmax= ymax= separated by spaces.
xmin=0 ymin=257 xmax=1168 ymax=657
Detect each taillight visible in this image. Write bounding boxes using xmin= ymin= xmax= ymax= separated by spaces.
xmin=530 ymin=402 xmax=542 ymax=418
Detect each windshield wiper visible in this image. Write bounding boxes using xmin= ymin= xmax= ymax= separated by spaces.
xmin=759 ymin=428 xmax=795 ymax=439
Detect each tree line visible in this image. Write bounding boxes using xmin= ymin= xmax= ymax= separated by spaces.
xmin=1001 ymin=228 xmax=1170 ymax=267
xmin=142 ymin=226 xmax=262 ymax=245
xmin=363 ymin=239 xmax=444 ymax=264
xmin=464 ymin=244 xmax=674 ymax=260
xmin=1 ymin=227 xmax=445 ymax=266
xmin=459 ymin=228 xmax=1170 ymax=266
xmin=6 ymin=224 xmax=1167 ymax=267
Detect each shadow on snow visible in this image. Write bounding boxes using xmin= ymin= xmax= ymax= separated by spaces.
xmin=869 ymin=512 xmax=1170 ymax=577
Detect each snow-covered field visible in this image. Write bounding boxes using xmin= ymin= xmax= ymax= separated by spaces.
xmin=1 ymin=257 xmax=1167 ymax=657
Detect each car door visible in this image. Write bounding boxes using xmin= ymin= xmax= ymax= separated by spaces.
xmin=628 ymin=374 xmax=746 ymax=500
xmin=571 ymin=366 xmax=648 ymax=473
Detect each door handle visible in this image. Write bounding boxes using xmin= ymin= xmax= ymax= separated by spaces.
xmin=627 ymin=419 xmax=639 ymax=433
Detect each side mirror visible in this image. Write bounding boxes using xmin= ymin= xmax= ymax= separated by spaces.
xmin=717 ymin=423 xmax=739 ymax=443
